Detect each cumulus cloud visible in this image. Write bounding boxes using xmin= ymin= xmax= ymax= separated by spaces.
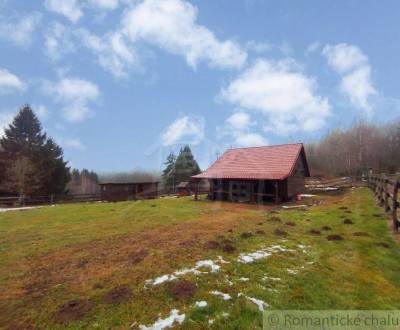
xmin=44 ymin=22 xmax=75 ymax=60
xmin=44 ymin=0 xmax=82 ymax=23
xmin=43 ymin=78 xmax=100 ymax=122
xmin=77 ymin=29 xmax=136 ymax=78
xmin=161 ymin=115 xmax=204 ymax=146
xmin=0 ymin=68 xmax=26 ymax=93
xmin=88 ymin=0 xmax=120 ymax=10
xmin=322 ymin=43 xmax=377 ymax=113
xmin=121 ymin=0 xmax=247 ymax=69
xmin=0 ymin=12 xmax=41 ymax=47
xmin=218 ymin=112 xmax=267 ymax=147
xmin=220 ymin=59 xmax=331 ymax=135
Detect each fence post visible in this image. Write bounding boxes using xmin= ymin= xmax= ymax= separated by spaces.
xmin=393 ymin=179 xmax=399 ymax=232
xmin=383 ymin=176 xmax=389 ymax=212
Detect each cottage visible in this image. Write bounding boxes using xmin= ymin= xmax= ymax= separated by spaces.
xmin=99 ymin=181 xmax=159 ymax=202
xmin=191 ymin=143 xmax=310 ymax=203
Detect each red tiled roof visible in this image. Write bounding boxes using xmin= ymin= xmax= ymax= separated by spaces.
xmin=192 ymin=143 xmax=308 ymax=181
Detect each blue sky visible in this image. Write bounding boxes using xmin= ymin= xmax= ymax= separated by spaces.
xmin=0 ymin=0 xmax=399 ymax=172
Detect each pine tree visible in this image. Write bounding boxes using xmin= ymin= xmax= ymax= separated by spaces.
xmin=174 ymin=145 xmax=201 ymax=184
xmin=162 ymin=152 xmax=176 ymax=192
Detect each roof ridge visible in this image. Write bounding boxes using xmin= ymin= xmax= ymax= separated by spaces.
xmin=225 ymin=142 xmax=303 ymax=151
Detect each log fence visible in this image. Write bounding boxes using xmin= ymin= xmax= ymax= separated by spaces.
xmin=368 ymin=174 xmax=400 ymax=231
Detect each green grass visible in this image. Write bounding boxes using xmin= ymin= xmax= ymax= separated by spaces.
xmin=0 ymin=188 xmax=400 ymax=329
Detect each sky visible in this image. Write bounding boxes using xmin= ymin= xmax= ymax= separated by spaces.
xmin=0 ymin=0 xmax=399 ymax=172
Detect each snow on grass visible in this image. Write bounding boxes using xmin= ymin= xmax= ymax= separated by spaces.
xmin=139 ymin=309 xmax=185 ymax=330
xmin=237 ymin=243 xmax=296 ymax=264
xmin=210 ymin=290 xmax=231 ymax=300
xmin=195 ymin=301 xmax=207 ymax=308
xmin=145 ymin=259 xmax=221 ymax=286
xmin=262 ymin=276 xmax=281 ymax=282
xmin=282 ymin=205 xmax=308 ymax=209
xmin=239 ymin=277 xmax=249 ymax=282
xmin=287 ymin=269 xmax=298 ymax=275
xmin=238 ymin=293 xmax=268 ymax=311
xmin=0 ymin=206 xmax=41 ymax=213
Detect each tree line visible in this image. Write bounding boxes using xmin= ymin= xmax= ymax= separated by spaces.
xmin=306 ymin=120 xmax=400 ymax=177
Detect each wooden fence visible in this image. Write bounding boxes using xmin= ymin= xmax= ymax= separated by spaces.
xmin=368 ymin=174 xmax=400 ymax=231
xmin=0 ymin=193 xmax=101 ymax=207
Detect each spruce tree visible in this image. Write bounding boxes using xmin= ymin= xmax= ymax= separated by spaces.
xmin=0 ymin=105 xmax=70 ymax=196
xmin=162 ymin=152 xmax=176 ymax=192
xmin=174 ymin=145 xmax=201 ymax=184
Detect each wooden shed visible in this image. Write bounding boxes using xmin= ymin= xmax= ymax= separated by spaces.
xmin=191 ymin=143 xmax=310 ymax=203
xmin=99 ymin=181 xmax=159 ymax=202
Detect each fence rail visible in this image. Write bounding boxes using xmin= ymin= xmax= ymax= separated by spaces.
xmin=368 ymin=174 xmax=400 ymax=231
xmin=0 ymin=193 xmax=101 ymax=207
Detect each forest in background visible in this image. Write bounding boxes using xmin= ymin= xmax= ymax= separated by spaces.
xmin=306 ymin=120 xmax=400 ymax=177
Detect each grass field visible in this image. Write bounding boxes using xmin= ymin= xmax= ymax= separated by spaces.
xmin=1 ymin=188 xmax=400 ymax=329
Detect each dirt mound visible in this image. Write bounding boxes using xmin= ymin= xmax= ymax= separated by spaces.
xmin=373 ymin=214 xmax=382 ymax=218
xmin=376 ymin=242 xmax=390 ymax=249
xmin=309 ymin=229 xmax=321 ymax=235
xmin=257 ymin=222 xmax=264 ymax=225
xmin=103 ymin=285 xmax=132 ymax=304
xmin=339 ymin=206 xmax=348 ymax=210
xmin=129 ymin=250 xmax=148 ymax=264
xmin=327 ymin=234 xmax=343 ymax=241
xmin=241 ymin=232 xmax=254 ymax=239
xmin=255 ymin=229 xmax=265 ymax=235
xmin=55 ymin=299 xmax=93 ymax=323
xmin=353 ymin=232 xmax=369 ymax=237
xmin=180 ymin=240 xmax=196 ymax=248
xmin=204 ymin=240 xmax=220 ymax=250
xmin=170 ymin=280 xmax=197 ymax=300
xmin=268 ymin=216 xmax=281 ymax=223
xmin=274 ymin=229 xmax=287 ymax=237
xmin=343 ymin=219 xmax=354 ymax=225
xmin=76 ymin=259 xmax=88 ymax=268
xmin=321 ymin=226 xmax=331 ymax=231
xmin=221 ymin=241 xmax=236 ymax=253
xmin=344 ymin=210 xmax=352 ymax=214
xmin=285 ymin=221 xmax=296 ymax=226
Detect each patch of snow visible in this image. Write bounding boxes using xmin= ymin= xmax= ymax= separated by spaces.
xmin=208 ymin=319 xmax=214 ymax=325
xmin=221 ymin=312 xmax=229 ymax=318
xmin=238 ymin=293 xmax=268 ymax=311
xmin=210 ymin=290 xmax=231 ymax=300
xmin=313 ymin=187 xmax=338 ymax=191
xmin=145 ymin=259 xmax=221 ymax=286
xmin=287 ymin=269 xmax=298 ymax=275
xmin=217 ymin=256 xmax=230 ymax=264
xmin=139 ymin=309 xmax=185 ymax=330
xmin=299 ymin=194 xmax=316 ymax=198
xmin=225 ymin=276 xmax=234 ymax=286
xmin=282 ymin=205 xmax=308 ymax=209
xmin=195 ymin=301 xmax=207 ymax=308
xmin=239 ymin=277 xmax=249 ymax=282
xmin=0 ymin=206 xmax=41 ymax=213
xmin=237 ymin=250 xmax=272 ymax=264
xmin=262 ymin=276 xmax=281 ymax=282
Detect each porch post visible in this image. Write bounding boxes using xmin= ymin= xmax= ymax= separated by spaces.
xmin=274 ymin=181 xmax=279 ymax=204
xmin=194 ymin=180 xmax=199 ymax=201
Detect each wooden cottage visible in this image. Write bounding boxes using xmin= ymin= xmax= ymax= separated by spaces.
xmin=191 ymin=143 xmax=310 ymax=203
xmin=99 ymin=181 xmax=159 ymax=202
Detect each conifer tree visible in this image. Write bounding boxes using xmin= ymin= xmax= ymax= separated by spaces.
xmin=162 ymin=152 xmax=176 ymax=192
xmin=174 ymin=145 xmax=201 ymax=184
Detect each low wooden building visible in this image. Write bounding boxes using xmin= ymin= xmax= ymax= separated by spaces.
xmin=191 ymin=143 xmax=310 ymax=203
xmin=99 ymin=181 xmax=159 ymax=202
xmin=177 ymin=182 xmax=191 ymax=196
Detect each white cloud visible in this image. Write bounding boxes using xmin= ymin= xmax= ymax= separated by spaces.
xmin=218 ymin=112 xmax=267 ymax=147
xmin=306 ymin=41 xmax=321 ymax=53
xmin=63 ymin=137 xmax=86 ymax=150
xmin=44 ymin=0 xmax=82 ymax=23
xmin=0 ymin=12 xmax=41 ymax=47
xmin=340 ymin=66 xmax=377 ymax=114
xmin=0 ymin=112 xmax=14 ymax=137
xmin=234 ymin=133 xmax=267 ymax=147
xmin=226 ymin=112 xmax=253 ymax=131
xmin=322 ymin=43 xmax=377 ymax=113
xmin=220 ymin=59 xmax=331 ymax=135
xmin=121 ymin=0 xmax=247 ymax=69
xmin=88 ymin=0 xmax=119 ymax=10
xmin=77 ymin=29 xmax=136 ymax=78
xmin=161 ymin=115 xmax=204 ymax=146
xmin=0 ymin=68 xmax=26 ymax=93
xmin=43 ymin=78 xmax=100 ymax=122
xmin=322 ymin=43 xmax=368 ymax=74
xmin=44 ymin=22 xmax=75 ymax=60
xmin=246 ymin=41 xmax=272 ymax=54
